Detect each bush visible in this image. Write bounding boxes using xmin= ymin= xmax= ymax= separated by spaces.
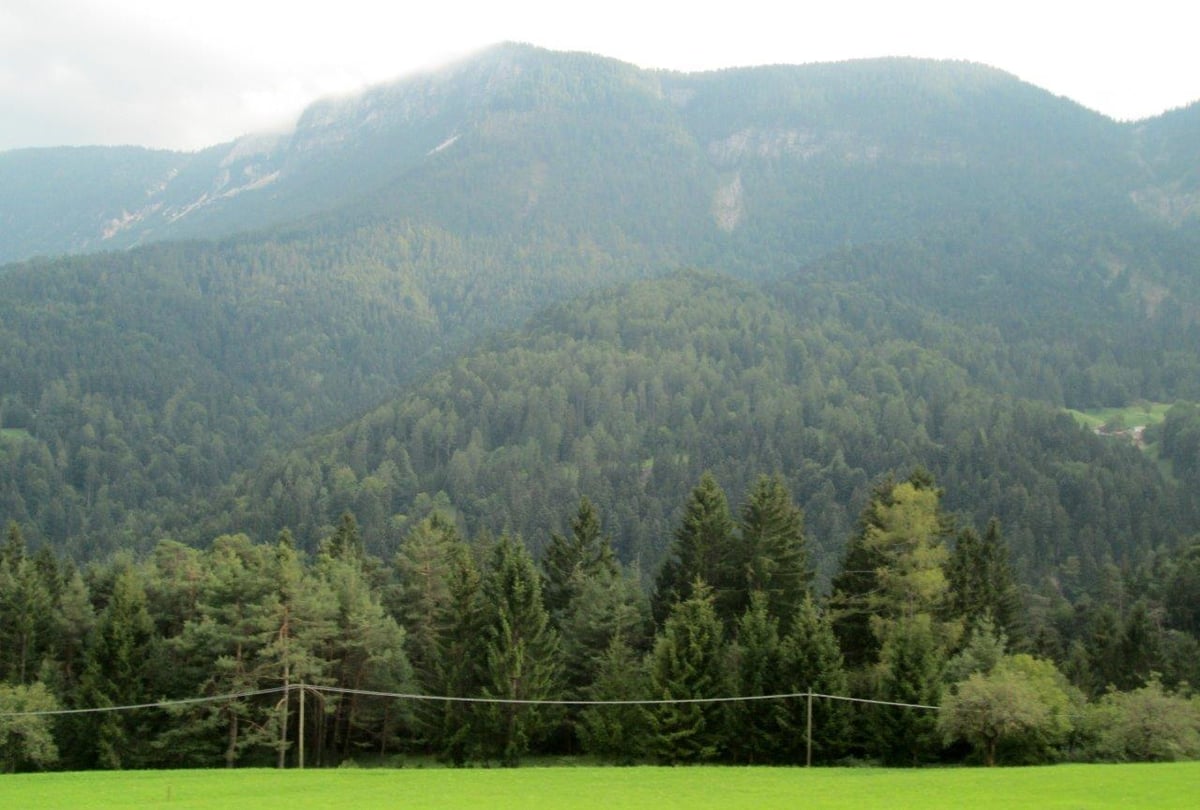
xmin=1085 ymin=679 xmax=1200 ymax=762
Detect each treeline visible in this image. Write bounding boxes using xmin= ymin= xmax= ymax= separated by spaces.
xmin=3 ymin=471 xmax=1198 ymax=772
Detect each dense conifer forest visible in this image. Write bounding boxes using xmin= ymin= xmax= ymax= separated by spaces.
xmin=2 ymin=44 xmax=1199 ymax=770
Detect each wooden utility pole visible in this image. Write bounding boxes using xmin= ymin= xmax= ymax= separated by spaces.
xmin=298 ymin=683 xmax=306 ymax=770
xmin=806 ymin=689 xmax=813 ymax=768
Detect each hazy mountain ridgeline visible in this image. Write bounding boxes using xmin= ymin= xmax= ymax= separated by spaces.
xmin=2 ymin=44 xmax=1194 ymax=267
xmin=1 ymin=43 xmax=1198 ymax=580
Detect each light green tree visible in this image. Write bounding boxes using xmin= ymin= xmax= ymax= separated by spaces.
xmin=940 ymin=653 xmax=1077 ymax=765
xmin=0 ymin=682 xmax=60 ymax=772
xmin=1087 ymin=678 xmax=1200 ymax=762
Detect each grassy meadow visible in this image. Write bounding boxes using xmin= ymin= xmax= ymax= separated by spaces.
xmin=1066 ymin=402 xmax=1173 ymax=432
xmin=2 ymin=763 xmax=1198 ymax=809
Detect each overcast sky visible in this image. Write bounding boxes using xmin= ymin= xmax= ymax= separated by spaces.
xmin=3 ymin=0 xmax=1198 ymax=153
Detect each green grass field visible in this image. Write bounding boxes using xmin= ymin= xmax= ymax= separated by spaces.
xmin=1066 ymin=402 xmax=1173 ymax=432
xmin=2 ymin=763 xmax=1198 ymax=809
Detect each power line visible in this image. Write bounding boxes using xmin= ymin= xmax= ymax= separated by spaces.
xmin=0 ymin=687 xmax=288 ymax=719
xmin=0 ymin=684 xmax=941 ymax=719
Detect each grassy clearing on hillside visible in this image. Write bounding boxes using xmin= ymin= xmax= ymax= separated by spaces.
xmin=2 ymin=763 xmax=1198 ymax=810
xmin=0 ymin=428 xmax=32 ymax=443
xmin=1067 ymin=402 xmax=1173 ymax=432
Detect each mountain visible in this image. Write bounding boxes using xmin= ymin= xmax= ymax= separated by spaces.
xmin=212 ymin=256 xmax=1195 ymax=590
xmin=1 ymin=44 xmax=1198 ymax=586
xmin=4 ymin=44 xmax=1194 ymax=266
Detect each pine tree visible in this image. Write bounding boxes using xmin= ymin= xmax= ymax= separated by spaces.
xmin=75 ymin=565 xmax=156 ymax=769
xmin=161 ymin=534 xmax=280 ymax=768
xmin=777 ymin=595 xmax=851 ymax=764
xmin=736 ymin=475 xmax=811 ymax=633
xmin=320 ymin=553 xmax=412 ymax=762
xmin=724 ymin=591 xmax=786 ymax=763
xmin=479 ymin=534 xmax=562 ymax=765
xmin=394 ymin=513 xmax=466 ymax=751
xmin=644 ymin=580 xmax=727 ymax=764
xmin=652 ymin=473 xmax=735 ymax=627
xmin=541 ymin=497 xmax=617 ymax=619
xmin=945 ymin=519 xmax=1022 ymax=642
xmin=260 ymin=534 xmax=337 ymax=768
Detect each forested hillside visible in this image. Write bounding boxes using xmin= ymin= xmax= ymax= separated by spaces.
xmin=1 ymin=43 xmax=1198 ymax=591
xmin=216 ymin=270 xmax=1192 ymax=592
xmin=3 ymin=42 xmax=1200 ymax=774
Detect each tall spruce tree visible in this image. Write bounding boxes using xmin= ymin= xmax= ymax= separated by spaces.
xmin=541 ymin=497 xmax=617 ymax=619
xmin=479 ymin=534 xmax=562 ymax=765
xmin=945 ymin=519 xmax=1022 ymax=642
xmin=75 ymin=565 xmax=156 ymax=769
xmin=724 ymin=591 xmax=786 ymax=763
xmin=576 ymin=631 xmax=649 ymax=763
xmin=644 ymin=580 xmax=727 ymax=764
xmin=0 ymin=540 xmax=55 ymax=684
xmin=652 ymin=473 xmax=735 ymax=627
xmin=777 ymin=595 xmax=851 ymax=764
xmin=871 ymin=613 xmax=945 ymax=766
xmin=736 ymin=475 xmax=811 ymax=633
xmin=430 ymin=538 xmax=485 ymax=765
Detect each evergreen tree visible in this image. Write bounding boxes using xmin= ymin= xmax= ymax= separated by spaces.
xmin=576 ymin=631 xmax=649 ymax=763
xmin=479 ymin=534 xmax=562 ymax=765
xmin=945 ymin=519 xmax=1022 ymax=642
xmin=735 ymin=475 xmax=811 ymax=632
xmin=1117 ymin=599 xmax=1163 ymax=691
xmin=394 ymin=513 xmax=466 ymax=751
xmin=559 ymin=563 xmax=651 ymax=693
xmin=0 ymin=543 xmax=55 ymax=684
xmin=324 ymin=511 xmax=364 ymax=561
xmin=644 ymin=580 xmax=727 ymax=764
xmin=74 ymin=565 xmax=156 ymax=769
xmin=541 ymin=497 xmax=617 ymax=619
xmin=259 ymin=533 xmax=337 ymax=768
xmin=161 ymin=534 xmax=279 ymax=768
xmin=777 ymin=595 xmax=851 ymax=764
xmin=870 ymin=613 xmax=945 ymax=766
xmin=652 ymin=473 xmax=736 ymax=627
xmin=1165 ymin=539 xmax=1200 ymax=636
xmin=724 ymin=591 xmax=786 ymax=763
xmin=429 ymin=539 xmax=485 ymax=765
xmin=48 ymin=569 xmax=95 ymax=700
xmin=319 ymin=552 xmax=412 ymax=762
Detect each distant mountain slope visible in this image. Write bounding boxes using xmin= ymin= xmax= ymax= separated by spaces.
xmin=215 ymin=271 xmax=1190 ymax=589
xmin=3 ymin=45 xmax=1194 ymax=266
xmin=1 ymin=44 xmax=1198 ymax=579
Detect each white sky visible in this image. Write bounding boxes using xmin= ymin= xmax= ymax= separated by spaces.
xmin=2 ymin=0 xmax=1198 ymax=152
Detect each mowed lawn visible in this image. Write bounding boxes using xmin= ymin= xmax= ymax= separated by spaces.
xmin=2 ymin=763 xmax=1198 ymax=809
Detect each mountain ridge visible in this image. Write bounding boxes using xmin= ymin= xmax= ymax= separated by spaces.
xmin=1 ymin=43 xmax=1198 ymax=590
xmin=3 ymin=44 xmax=1195 ymax=265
